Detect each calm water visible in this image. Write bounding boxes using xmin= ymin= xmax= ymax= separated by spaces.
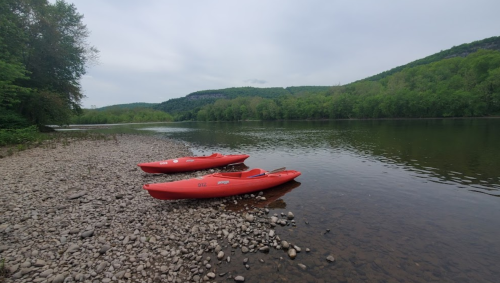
xmin=94 ymin=119 xmax=500 ymax=283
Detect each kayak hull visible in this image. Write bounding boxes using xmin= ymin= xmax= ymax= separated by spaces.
xmin=138 ymin=153 xmax=249 ymax=173
xmin=143 ymin=168 xmax=301 ymax=200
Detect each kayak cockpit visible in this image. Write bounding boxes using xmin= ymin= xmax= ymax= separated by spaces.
xmin=212 ymin=168 xmax=266 ymax=179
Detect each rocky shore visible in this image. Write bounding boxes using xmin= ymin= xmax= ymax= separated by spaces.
xmin=0 ymin=135 xmax=322 ymax=282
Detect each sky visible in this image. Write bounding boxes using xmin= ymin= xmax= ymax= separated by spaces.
xmin=64 ymin=0 xmax=500 ymax=108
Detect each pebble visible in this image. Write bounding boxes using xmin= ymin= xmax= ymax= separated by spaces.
xmin=287 ymin=212 xmax=295 ymax=220
xmin=327 ymin=255 xmax=336 ymax=262
xmin=288 ymin=248 xmax=297 ymax=259
xmin=0 ymin=135 xmax=311 ymax=283
xmin=235 ymin=275 xmax=245 ymax=282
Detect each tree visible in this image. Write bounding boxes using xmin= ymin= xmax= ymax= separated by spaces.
xmin=1 ymin=0 xmax=98 ymax=127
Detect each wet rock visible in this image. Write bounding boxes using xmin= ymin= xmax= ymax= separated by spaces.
xmin=287 ymin=211 xmax=295 ymax=220
xmin=259 ymin=246 xmax=270 ymax=253
xmin=281 ymin=241 xmax=290 ymax=249
xmin=288 ymin=248 xmax=297 ymax=259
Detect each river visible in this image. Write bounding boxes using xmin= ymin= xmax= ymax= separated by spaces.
xmin=91 ymin=119 xmax=500 ymax=282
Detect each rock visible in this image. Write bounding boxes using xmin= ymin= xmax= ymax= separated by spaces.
xmin=287 ymin=211 xmax=295 ymax=220
xmin=52 ymin=274 xmax=66 ymax=283
xmin=288 ymin=248 xmax=297 ymax=259
xmin=298 ymin=263 xmax=307 ymax=270
xmin=40 ymin=269 xmax=53 ymax=277
xmin=207 ymin=272 xmax=216 ymax=279
xmin=67 ymin=191 xmax=86 ymax=199
xmin=96 ymin=261 xmax=107 ymax=273
xmin=115 ymin=271 xmax=126 ymax=279
xmin=281 ymin=241 xmax=290 ymax=249
xmin=66 ymin=244 xmax=79 ymax=253
xmin=99 ymin=245 xmax=111 ymax=254
xmin=241 ymin=246 xmax=249 ymax=253
xmin=80 ymin=229 xmax=94 ymax=238
xmin=234 ymin=275 xmax=245 ymax=282
xmin=245 ymin=214 xmax=254 ymax=222
xmin=217 ymin=251 xmax=224 ymax=260
xmin=327 ymin=255 xmax=335 ymax=262
xmin=34 ymin=259 xmax=46 ymax=267
xmin=259 ymin=246 xmax=270 ymax=253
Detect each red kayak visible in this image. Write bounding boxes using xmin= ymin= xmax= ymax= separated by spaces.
xmin=143 ymin=168 xmax=301 ymax=200
xmin=137 ymin=153 xmax=249 ymax=173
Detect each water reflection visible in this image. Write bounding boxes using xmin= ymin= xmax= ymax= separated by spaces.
xmin=87 ymin=119 xmax=500 ymax=282
xmin=225 ymin=181 xmax=302 ymax=211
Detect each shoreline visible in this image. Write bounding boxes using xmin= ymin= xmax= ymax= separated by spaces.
xmin=0 ymin=135 xmax=306 ymax=282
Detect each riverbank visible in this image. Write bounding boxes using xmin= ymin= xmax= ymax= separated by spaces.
xmin=0 ymin=135 xmax=311 ymax=282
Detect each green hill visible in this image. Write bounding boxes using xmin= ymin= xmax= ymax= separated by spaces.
xmin=97 ymin=102 xmax=158 ymax=110
xmin=154 ymin=86 xmax=332 ymax=114
xmin=362 ymin=36 xmax=500 ymax=82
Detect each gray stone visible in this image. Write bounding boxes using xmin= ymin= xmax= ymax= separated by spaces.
xmin=67 ymin=191 xmax=86 ymax=200
xmin=66 ymin=244 xmax=79 ymax=253
xmin=258 ymin=246 xmax=270 ymax=253
xmin=40 ymin=269 xmax=54 ymax=277
xmin=80 ymin=229 xmax=94 ymax=238
xmin=234 ymin=275 xmax=245 ymax=282
xmin=52 ymin=274 xmax=66 ymax=283
xmin=99 ymin=245 xmax=111 ymax=254
xmin=34 ymin=259 xmax=46 ymax=267
xmin=327 ymin=255 xmax=335 ymax=262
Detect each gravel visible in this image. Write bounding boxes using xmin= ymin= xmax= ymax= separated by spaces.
xmin=0 ymin=134 xmax=313 ymax=282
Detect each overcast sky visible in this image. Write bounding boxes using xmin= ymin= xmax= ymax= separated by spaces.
xmin=66 ymin=0 xmax=500 ymax=108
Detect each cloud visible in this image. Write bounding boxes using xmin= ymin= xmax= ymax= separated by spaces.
xmin=66 ymin=0 xmax=500 ymax=108
xmin=245 ymin=79 xmax=268 ymax=85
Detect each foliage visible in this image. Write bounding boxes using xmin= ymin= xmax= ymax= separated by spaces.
xmin=363 ymin=36 xmax=500 ymax=82
xmin=98 ymin=102 xmax=158 ymax=111
xmin=189 ymin=50 xmax=500 ymax=121
xmin=70 ymin=107 xmax=174 ymax=124
xmin=154 ymin=86 xmax=332 ymax=115
xmin=0 ymin=125 xmax=38 ymax=146
xmin=0 ymin=0 xmax=98 ymax=128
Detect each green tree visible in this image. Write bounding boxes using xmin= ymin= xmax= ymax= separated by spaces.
xmin=1 ymin=0 xmax=98 ymax=127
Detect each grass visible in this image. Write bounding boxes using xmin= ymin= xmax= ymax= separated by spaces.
xmin=0 ymin=258 xmax=8 ymax=282
xmin=0 ymin=126 xmax=115 ymax=158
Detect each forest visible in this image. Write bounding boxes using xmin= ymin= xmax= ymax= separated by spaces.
xmin=154 ymin=86 xmax=331 ymax=114
xmin=0 ymin=0 xmax=98 ymax=129
xmin=70 ymin=107 xmax=173 ymax=124
xmin=183 ymin=49 xmax=500 ymax=121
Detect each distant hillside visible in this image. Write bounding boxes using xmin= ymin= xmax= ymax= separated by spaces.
xmin=363 ymin=36 xmax=500 ymax=81
xmin=97 ymin=102 xmax=157 ymax=110
xmin=154 ymin=86 xmax=332 ymax=114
